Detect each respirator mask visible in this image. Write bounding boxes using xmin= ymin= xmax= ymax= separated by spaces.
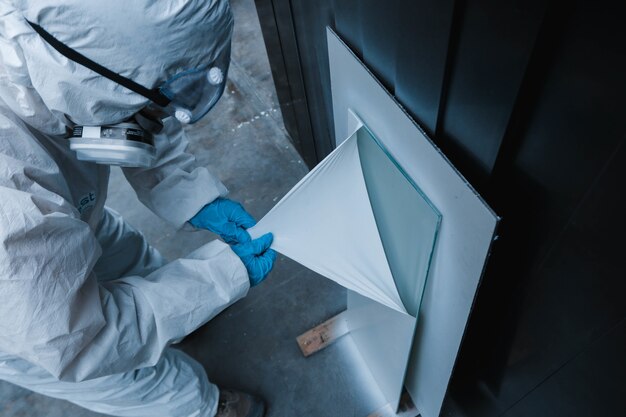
xmin=29 ymin=21 xmax=229 ymax=168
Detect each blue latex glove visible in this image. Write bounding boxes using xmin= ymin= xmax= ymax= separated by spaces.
xmin=189 ymin=198 xmax=256 ymax=244
xmin=232 ymin=233 xmax=277 ymax=286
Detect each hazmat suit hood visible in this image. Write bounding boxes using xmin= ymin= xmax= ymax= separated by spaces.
xmin=0 ymin=0 xmax=233 ymax=135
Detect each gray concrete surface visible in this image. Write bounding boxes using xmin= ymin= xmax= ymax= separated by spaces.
xmin=0 ymin=1 xmax=388 ymax=416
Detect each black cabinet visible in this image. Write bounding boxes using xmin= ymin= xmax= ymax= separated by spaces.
xmin=255 ymin=0 xmax=626 ymax=415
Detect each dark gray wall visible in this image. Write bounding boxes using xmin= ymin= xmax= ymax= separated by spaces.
xmin=255 ymin=0 xmax=626 ymax=415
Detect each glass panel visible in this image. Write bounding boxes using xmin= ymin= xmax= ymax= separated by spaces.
xmin=357 ymin=126 xmax=441 ymax=317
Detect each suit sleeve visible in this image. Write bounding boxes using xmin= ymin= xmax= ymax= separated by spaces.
xmin=122 ymin=117 xmax=228 ymax=228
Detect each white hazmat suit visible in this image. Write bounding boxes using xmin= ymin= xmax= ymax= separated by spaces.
xmin=0 ymin=1 xmax=250 ymax=416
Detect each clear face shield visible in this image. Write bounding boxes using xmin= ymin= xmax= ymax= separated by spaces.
xmin=28 ymin=20 xmax=230 ymax=168
xmin=158 ymin=61 xmax=228 ymax=124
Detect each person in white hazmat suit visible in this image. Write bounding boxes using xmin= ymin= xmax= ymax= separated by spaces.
xmin=0 ymin=1 xmax=275 ymax=416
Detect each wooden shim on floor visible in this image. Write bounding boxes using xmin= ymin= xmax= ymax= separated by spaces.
xmin=367 ymin=390 xmax=419 ymax=417
xmin=296 ymin=310 xmax=350 ymax=357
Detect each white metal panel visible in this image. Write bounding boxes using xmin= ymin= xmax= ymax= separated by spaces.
xmin=347 ymin=291 xmax=416 ymax=412
xmin=327 ymin=28 xmax=498 ymax=417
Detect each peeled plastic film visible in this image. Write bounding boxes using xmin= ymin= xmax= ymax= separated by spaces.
xmin=250 ymin=127 xmax=441 ymax=315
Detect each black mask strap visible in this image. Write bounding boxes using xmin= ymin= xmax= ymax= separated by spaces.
xmin=27 ymin=20 xmax=171 ymax=107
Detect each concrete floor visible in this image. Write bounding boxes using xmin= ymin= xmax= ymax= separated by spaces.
xmin=0 ymin=1 xmax=392 ymax=416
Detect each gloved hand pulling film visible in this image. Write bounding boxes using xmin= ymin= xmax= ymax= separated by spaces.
xmin=189 ymin=198 xmax=256 ymax=244
xmin=231 ymin=233 xmax=276 ymax=286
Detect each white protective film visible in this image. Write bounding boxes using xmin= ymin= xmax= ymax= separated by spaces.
xmin=249 ymin=120 xmax=441 ymax=411
xmin=250 ymin=118 xmax=441 ymax=318
xmin=250 ymin=129 xmax=408 ymax=314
